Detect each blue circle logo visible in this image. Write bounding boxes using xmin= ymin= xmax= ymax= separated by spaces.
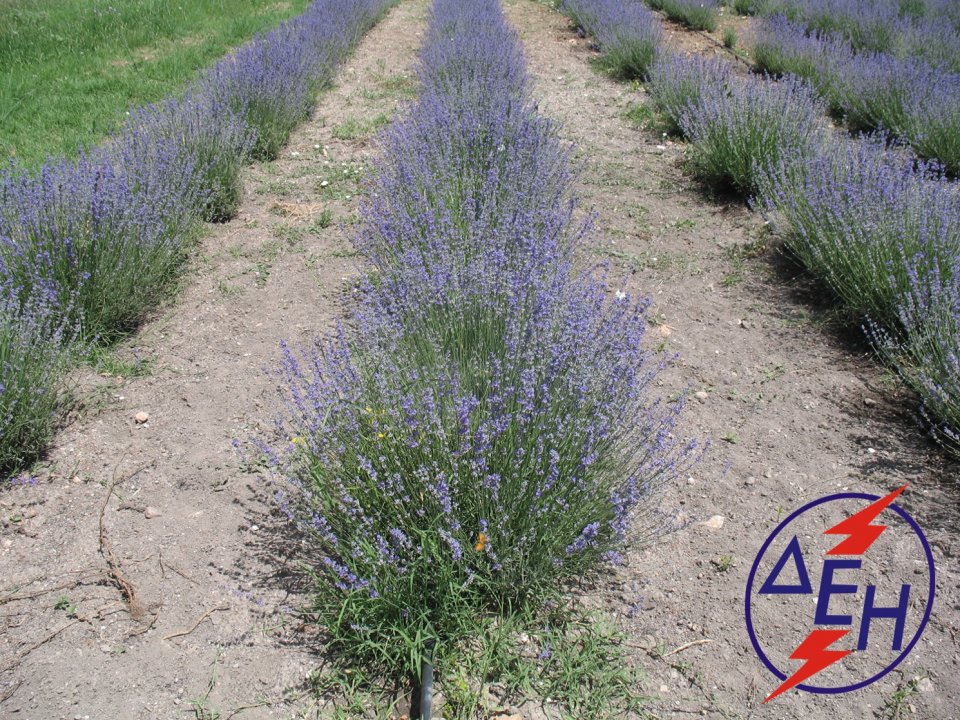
xmin=745 ymin=486 xmax=935 ymax=702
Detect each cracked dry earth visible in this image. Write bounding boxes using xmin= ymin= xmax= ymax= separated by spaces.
xmin=1 ymin=1 xmax=958 ymax=719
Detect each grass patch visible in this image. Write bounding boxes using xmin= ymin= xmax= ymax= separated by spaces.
xmin=309 ymin=604 xmax=649 ymax=720
xmin=331 ymin=114 xmax=391 ymax=141
xmin=1 ymin=0 xmax=311 ymax=166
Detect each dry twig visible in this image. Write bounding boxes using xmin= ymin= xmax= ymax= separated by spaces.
xmin=663 ymin=638 xmax=713 ymax=657
xmin=162 ymin=605 xmax=230 ymax=642
xmin=98 ymin=462 xmax=152 ymax=620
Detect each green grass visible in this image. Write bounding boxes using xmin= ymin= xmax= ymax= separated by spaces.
xmin=1 ymin=0 xmax=310 ymax=166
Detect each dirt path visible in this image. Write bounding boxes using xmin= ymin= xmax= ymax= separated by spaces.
xmin=503 ymin=1 xmax=958 ymax=718
xmin=0 ymin=2 xmax=426 ymax=717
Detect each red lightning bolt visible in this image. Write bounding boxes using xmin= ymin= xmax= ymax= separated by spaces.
xmin=764 ymin=629 xmax=852 ymax=702
xmin=824 ymin=484 xmax=908 ymax=555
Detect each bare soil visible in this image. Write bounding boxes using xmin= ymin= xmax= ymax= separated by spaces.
xmin=1 ymin=1 xmax=957 ymax=719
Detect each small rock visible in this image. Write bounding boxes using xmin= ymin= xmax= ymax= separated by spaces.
xmin=659 ymin=684 xmax=669 ymax=694
xmin=144 ymin=506 xmax=161 ymax=519
xmin=738 ymin=319 xmax=750 ymax=330
xmin=918 ymin=677 xmax=934 ymax=693
xmin=694 ymin=391 xmax=708 ymax=402
xmin=134 ymin=411 xmax=150 ymax=424
xmin=764 ymin=469 xmax=773 ymax=479
xmin=1 ymin=538 xmax=12 ymax=549
xmin=863 ymin=397 xmax=877 ymax=406
xmin=701 ymin=515 xmax=725 ymax=530
xmin=745 ymin=476 xmax=756 ymax=486
xmin=71 ymin=476 xmax=83 ymax=484
xmin=23 ymin=507 xmax=38 ymax=519
xmin=100 ymin=644 xmax=112 ymax=653
xmin=250 ymin=524 xmax=259 ymax=532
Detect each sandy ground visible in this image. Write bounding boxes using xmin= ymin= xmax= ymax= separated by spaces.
xmin=1 ymin=1 xmax=957 ymax=718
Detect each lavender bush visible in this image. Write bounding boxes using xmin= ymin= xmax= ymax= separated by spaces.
xmin=560 ymin=0 xmax=663 ymax=80
xmin=870 ymin=253 xmax=960 ymax=457
xmin=0 ymin=137 xmax=205 ymax=341
xmin=680 ymin=73 xmax=825 ymax=196
xmin=125 ymin=93 xmax=256 ymax=223
xmin=648 ymin=51 xmax=735 ymax=136
xmin=262 ymin=0 xmax=694 ymax=676
xmin=751 ymin=15 xmax=853 ymax=109
xmin=0 ymin=283 xmax=80 ymax=473
xmin=756 ymin=133 xmax=960 ymax=332
xmin=752 ymin=15 xmax=960 ymax=174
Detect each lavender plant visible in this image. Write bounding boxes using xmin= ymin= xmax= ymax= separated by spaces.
xmin=262 ymin=0 xmax=694 ymax=677
xmin=751 ymin=15 xmax=853 ymax=110
xmin=648 ymin=51 xmax=735 ymax=136
xmin=124 ymin=93 xmax=256 ymax=223
xmin=201 ymin=0 xmax=394 ymax=160
xmin=756 ymin=133 xmax=960 ymax=333
xmin=560 ymin=0 xmax=663 ymax=80
xmin=870 ymin=253 xmax=960 ymax=457
xmin=0 ymin=137 xmax=205 ymax=341
xmin=680 ymin=73 xmax=825 ymax=196
xmin=0 ymin=282 xmax=80 ymax=473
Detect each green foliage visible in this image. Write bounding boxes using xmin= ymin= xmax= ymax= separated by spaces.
xmin=722 ymin=26 xmax=737 ymax=48
xmin=0 ymin=0 xmax=311 ymax=166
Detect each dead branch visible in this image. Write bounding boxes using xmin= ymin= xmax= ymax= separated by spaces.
xmin=98 ymin=462 xmax=152 ymax=620
xmin=162 ymin=605 xmax=230 ymax=642
xmin=663 ymin=638 xmax=713 ymax=657
xmin=0 ymin=572 xmax=103 ymax=607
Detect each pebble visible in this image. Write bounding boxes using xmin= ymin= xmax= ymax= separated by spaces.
xmin=134 ymin=411 xmax=150 ymax=424
xmin=745 ymin=476 xmax=756 ymax=486
xmin=23 ymin=507 xmax=38 ymax=519
xmin=144 ymin=506 xmax=161 ymax=519
xmin=701 ymin=515 xmax=725 ymax=530
xmin=659 ymin=684 xmax=669 ymax=694
xmin=863 ymin=397 xmax=877 ymax=406
xmin=918 ymin=677 xmax=934 ymax=693
xmin=694 ymin=391 xmax=708 ymax=402
xmin=1 ymin=539 xmax=12 ymax=549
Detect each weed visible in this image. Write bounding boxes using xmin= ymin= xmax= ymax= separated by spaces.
xmin=880 ymin=674 xmax=925 ymax=720
xmin=713 ymin=555 xmax=733 ymax=572
xmin=310 ymin=209 xmax=334 ymax=232
xmin=722 ymin=26 xmax=737 ymax=48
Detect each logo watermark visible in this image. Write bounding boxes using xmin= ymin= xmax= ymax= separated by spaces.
xmin=745 ymin=485 xmax=935 ymax=702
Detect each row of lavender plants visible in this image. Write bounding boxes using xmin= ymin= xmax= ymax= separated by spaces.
xmin=0 ymin=0 xmax=394 ymax=475
xmin=750 ymin=7 xmax=960 ymax=175
xmin=261 ymin=0 xmax=694 ymax=678
xmin=561 ymin=1 xmax=960 ymax=455
xmin=736 ymin=0 xmax=960 ymax=68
